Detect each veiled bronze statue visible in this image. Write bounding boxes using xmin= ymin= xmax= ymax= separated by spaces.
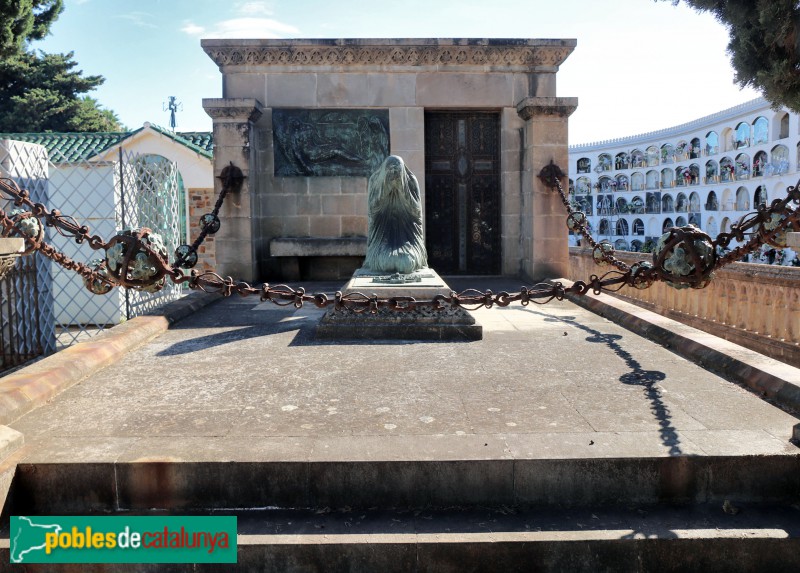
xmin=362 ymin=155 xmax=428 ymax=274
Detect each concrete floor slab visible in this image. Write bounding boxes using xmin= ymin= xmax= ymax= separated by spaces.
xmin=6 ymin=278 xmax=800 ymax=466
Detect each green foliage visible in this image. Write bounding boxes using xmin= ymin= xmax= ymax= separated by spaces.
xmin=0 ymin=0 xmax=62 ymax=59
xmin=0 ymin=0 xmax=121 ymax=132
xmin=661 ymin=1 xmax=800 ymax=112
xmin=0 ymin=50 xmax=121 ymax=132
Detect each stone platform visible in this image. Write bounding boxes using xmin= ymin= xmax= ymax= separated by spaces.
xmin=1 ymin=277 xmax=799 ymax=571
xmin=316 ymin=269 xmax=482 ymax=340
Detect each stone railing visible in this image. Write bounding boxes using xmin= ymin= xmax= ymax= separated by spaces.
xmin=568 ymin=247 xmax=800 ymax=367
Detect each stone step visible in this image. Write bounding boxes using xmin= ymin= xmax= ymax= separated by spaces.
xmin=2 ymin=505 xmax=799 ymax=572
xmin=5 ymin=453 xmax=800 ymax=515
xmin=0 ymin=427 xmax=23 ymax=462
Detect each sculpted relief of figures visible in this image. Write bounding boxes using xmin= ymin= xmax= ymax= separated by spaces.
xmin=273 ymin=109 xmax=390 ymax=176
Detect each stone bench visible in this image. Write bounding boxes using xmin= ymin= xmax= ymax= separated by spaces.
xmin=269 ymin=237 xmax=367 ymax=280
xmin=270 ymin=237 xmax=367 ymax=257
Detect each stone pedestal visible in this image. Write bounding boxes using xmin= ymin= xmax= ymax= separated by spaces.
xmin=316 ymin=269 xmax=482 ymax=341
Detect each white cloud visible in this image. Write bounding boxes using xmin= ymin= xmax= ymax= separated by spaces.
xmin=199 ymin=18 xmax=299 ymax=39
xmin=181 ymin=23 xmax=206 ymax=36
xmin=235 ymin=1 xmax=274 ymax=17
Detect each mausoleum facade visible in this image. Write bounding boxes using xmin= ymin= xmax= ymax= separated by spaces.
xmin=202 ymin=38 xmax=577 ymax=281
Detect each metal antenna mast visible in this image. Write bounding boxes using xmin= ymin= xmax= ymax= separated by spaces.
xmin=163 ymin=96 xmax=183 ymax=130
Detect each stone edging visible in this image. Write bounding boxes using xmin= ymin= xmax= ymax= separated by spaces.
xmin=559 ymin=279 xmax=800 ymax=415
xmin=0 ymin=291 xmax=221 ymax=426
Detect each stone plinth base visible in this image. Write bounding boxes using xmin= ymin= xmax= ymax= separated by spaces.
xmin=316 ymin=269 xmax=482 ymax=341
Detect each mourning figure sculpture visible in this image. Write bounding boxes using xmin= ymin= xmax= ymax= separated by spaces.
xmin=362 ymin=155 xmax=428 ymax=274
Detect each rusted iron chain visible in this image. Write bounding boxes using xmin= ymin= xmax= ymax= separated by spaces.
xmin=542 ymin=161 xmax=800 ymax=290
xmin=183 ymin=270 xmax=605 ymax=311
xmin=2 ymin=160 xmax=798 ymax=309
xmin=0 ymin=177 xmax=116 ymax=288
xmin=539 ymin=161 xmax=632 ymax=273
xmin=172 ymin=163 xmax=243 ymax=270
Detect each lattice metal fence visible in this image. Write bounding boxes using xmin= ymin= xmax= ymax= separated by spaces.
xmin=47 ymin=147 xmax=184 ymax=347
xmin=1 ymin=141 xmax=184 ymax=372
xmin=0 ymin=257 xmax=45 ymax=371
xmin=0 ymin=139 xmax=56 ymax=372
xmin=117 ymin=150 xmax=184 ymax=317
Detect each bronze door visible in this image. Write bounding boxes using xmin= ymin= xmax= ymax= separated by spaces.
xmin=424 ymin=112 xmax=501 ymax=274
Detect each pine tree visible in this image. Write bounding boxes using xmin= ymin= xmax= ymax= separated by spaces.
xmin=0 ymin=0 xmax=63 ymax=59
xmin=0 ymin=0 xmax=122 ymax=132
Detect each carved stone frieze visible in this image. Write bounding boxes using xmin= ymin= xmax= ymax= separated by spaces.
xmin=202 ymin=40 xmax=576 ymax=71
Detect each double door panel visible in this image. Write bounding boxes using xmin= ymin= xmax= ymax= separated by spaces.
xmin=424 ymin=112 xmax=501 ymax=275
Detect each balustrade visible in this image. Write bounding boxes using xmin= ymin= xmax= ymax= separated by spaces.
xmin=569 ymin=247 xmax=800 ymax=367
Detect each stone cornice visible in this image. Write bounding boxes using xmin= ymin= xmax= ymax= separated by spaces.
xmin=202 ymin=98 xmax=264 ymax=123
xmin=201 ymin=39 xmax=576 ymax=71
xmin=517 ymin=97 xmax=579 ymax=120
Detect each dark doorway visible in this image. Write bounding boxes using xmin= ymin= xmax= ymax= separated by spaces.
xmin=424 ymin=112 xmax=501 ymax=274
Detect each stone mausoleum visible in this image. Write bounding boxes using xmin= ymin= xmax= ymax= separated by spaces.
xmin=201 ymin=38 xmax=577 ymax=282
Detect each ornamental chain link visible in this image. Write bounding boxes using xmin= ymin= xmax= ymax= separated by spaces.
xmin=2 ymin=160 xmax=799 ymax=311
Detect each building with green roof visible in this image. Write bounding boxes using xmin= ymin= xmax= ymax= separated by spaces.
xmin=0 ymin=123 xmax=213 ymax=163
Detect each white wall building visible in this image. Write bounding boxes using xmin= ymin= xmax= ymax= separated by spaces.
xmin=1 ymin=124 xmax=214 ymax=333
xmin=568 ymin=97 xmax=797 ymax=265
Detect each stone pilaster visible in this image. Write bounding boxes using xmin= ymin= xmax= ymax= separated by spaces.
xmin=516 ymin=96 xmax=578 ymax=281
xmin=202 ymin=98 xmax=264 ymax=281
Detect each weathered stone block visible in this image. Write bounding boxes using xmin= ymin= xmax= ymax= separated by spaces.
xmin=390 ymin=128 xmax=423 ymax=154
xmin=309 ymin=216 xmax=341 ymax=237
xmin=282 ymin=216 xmax=310 ymax=237
xmin=341 ymin=215 xmax=367 ymax=236
xmin=340 ymin=177 xmax=367 ymax=196
xmin=366 ymin=73 xmax=417 ymax=106
xmin=316 ymin=74 xmax=370 ymax=106
xmin=260 ymin=216 xmax=285 ymax=238
xmin=309 ymin=177 xmax=342 ymax=195
xmin=263 ymin=194 xmax=298 ymax=216
xmin=389 ymin=106 xmax=424 ymax=130
xmin=296 ymin=195 xmax=322 ymax=216
xmin=275 ymin=177 xmax=310 ymax=195
xmin=416 ymin=73 xmax=514 ymax=107
xmin=224 ymin=73 xmax=267 ymax=101
xmin=265 ymin=73 xmax=318 ymax=107
xmin=322 ymin=194 xmax=357 ymax=216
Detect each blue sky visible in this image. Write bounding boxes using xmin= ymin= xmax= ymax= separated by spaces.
xmin=36 ymin=0 xmax=760 ymax=144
